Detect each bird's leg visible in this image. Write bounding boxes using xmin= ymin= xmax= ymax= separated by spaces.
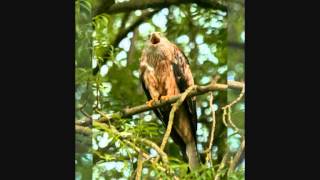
xmin=161 ymin=81 xmax=176 ymax=102
xmin=160 ymin=95 xmax=172 ymax=101
xmin=146 ymin=98 xmax=158 ymax=107
xmin=146 ymin=90 xmax=160 ymax=107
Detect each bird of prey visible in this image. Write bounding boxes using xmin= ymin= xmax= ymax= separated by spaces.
xmin=139 ymin=32 xmax=201 ymax=170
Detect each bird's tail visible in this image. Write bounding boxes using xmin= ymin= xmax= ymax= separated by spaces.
xmin=186 ymin=141 xmax=200 ymax=171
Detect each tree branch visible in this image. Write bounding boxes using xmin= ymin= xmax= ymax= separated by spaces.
xmin=228 ymin=138 xmax=245 ymax=173
xmin=93 ymin=121 xmax=169 ymax=166
xmin=160 ymin=85 xmax=196 ymax=151
xmin=203 ymin=92 xmax=216 ymax=164
xmin=153 ymin=85 xmax=197 ymax=164
xmin=95 ymin=0 xmax=226 ymax=16
xmin=222 ymin=82 xmax=245 ymax=132
xmin=76 ymin=118 xmax=92 ymax=126
xmin=135 ymin=150 xmax=144 ymax=180
xmin=203 ymin=76 xmax=219 ymax=158
xmin=112 ymin=80 xmax=243 ymax=120
xmin=75 ymin=125 xmax=91 ymax=136
xmin=214 ymin=151 xmax=231 ymax=180
xmin=86 ymin=122 xmax=176 ymax=177
xmin=75 ymin=81 xmax=244 ymax=126
xmin=222 ymin=83 xmax=245 ymax=110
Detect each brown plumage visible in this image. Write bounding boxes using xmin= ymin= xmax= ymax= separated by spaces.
xmin=139 ymin=32 xmax=200 ymax=171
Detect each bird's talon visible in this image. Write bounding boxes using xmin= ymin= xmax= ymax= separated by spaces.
xmin=160 ymin=95 xmax=171 ymax=101
xmin=146 ymin=99 xmax=156 ymax=107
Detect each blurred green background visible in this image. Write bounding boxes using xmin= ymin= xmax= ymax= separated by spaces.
xmin=76 ymin=0 xmax=244 ymax=179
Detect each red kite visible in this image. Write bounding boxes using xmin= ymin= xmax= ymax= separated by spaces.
xmin=139 ymin=32 xmax=200 ymax=170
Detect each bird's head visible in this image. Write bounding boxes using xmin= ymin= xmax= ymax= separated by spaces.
xmin=146 ymin=32 xmax=170 ymax=47
xmin=143 ymin=32 xmax=174 ymax=62
xmin=149 ymin=32 xmax=161 ymax=44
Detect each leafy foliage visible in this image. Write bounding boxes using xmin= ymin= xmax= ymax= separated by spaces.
xmin=75 ymin=0 xmax=245 ymax=179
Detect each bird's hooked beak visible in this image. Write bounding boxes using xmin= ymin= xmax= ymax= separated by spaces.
xmin=150 ymin=32 xmax=160 ymax=44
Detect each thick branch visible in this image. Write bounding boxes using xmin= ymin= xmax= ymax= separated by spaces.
xmin=76 ymin=81 xmax=244 ymax=126
xmin=76 ymin=118 xmax=91 ymax=126
xmin=114 ymin=81 xmax=243 ymax=119
xmin=96 ymin=0 xmax=226 ymax=15
xmin=75 ymin=125 xmax=91 ymax=136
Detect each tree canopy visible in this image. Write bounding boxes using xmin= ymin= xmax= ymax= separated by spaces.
xmin=75 ymin=0 xmax=244 ymax=179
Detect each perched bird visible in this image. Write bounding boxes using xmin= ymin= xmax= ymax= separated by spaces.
xmin=139 ymin=32 xmax=200 ymax=170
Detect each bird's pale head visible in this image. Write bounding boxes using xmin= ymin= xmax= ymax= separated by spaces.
xmin=144 ymin=32 xmax=173 ymax=62
xmin=150 ymin=32 xmax=161 ymax=44
xmin=146 ymin=32 xmax=170 ymax=47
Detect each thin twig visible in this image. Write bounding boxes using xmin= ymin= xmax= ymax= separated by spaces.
xmin=153 ymin=85 xmax=197 ymax=164
xmin=160 ymin=85 xmax=196 ymax=151
xmin=222 ymin=84 xmax=245 ymax=110
xmin=93 ymin=121 xmax=179 ymax=177
xmin=95 ymin=109 xmax=113 ymax=127
xmin=228 ymin=138 xmax=245 ymax=173
xmin=123 ymin=140 xmax=149 ymax=158
xmin=135 ymin=150 xmax=144 ymax=180
xmin=94 ymin=81 xmax=100 ymax=110
xmin=122 ymin=139 xmax=173 ymax=177
xmin=95 ymin=0 xmax=226 ymax=15
xmin=222 ymin=107 xmax=229 ymax=128
xmin=203 ymin=92 xmax=216 ymax=160
xmin=93 ymin=121 xmax=169 ymax=166
xmin=227 ymin=107 xmax=239 ymax=132
xmin=202 ymin=76 xmax=220 ymax=165
xmin=221 ymin=83 xmax=245 ymax=131
xmin=214 ymin=151 xmax=231 ymax=180
xmin=75 ymin=123 xmax=176 ymax=176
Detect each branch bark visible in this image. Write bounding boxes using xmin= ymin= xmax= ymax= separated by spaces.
xmin=135 ymin=150 xmax=144 ymax=180
xmin=113 ymin=80 xmax=243 ymax=120
xmin=75 ymin=124 xmax=91 ymax=136
xmin=95 ymin=0 xmax=226 ymax=16
xmin=75 ymin=81 xmax=244 ymax=126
